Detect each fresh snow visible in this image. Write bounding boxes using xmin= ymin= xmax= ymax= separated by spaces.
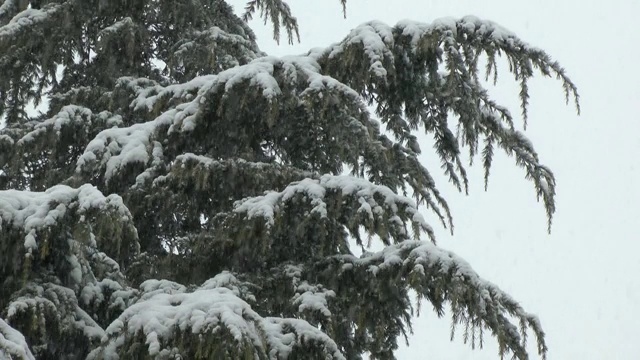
xmin=0 ymin=318 xmax=35 ymax=360
xmin=77 ymin=54 xmax=364 ymax=183
xmin=339 ymin=240 xmax=528 ymax=320
xmin=322 ymin=20 xmax=394 ymax=78
xmin=0 ymin=11 xmax=560 ymax=358
xmin=74 ymin=16 xmax=543 ymax=190
xmin=97 ymin=17 xmax=134 ymax=37
xmin=0 ymin=184 xmax=131 ymax=253
xmin=282 ymin=265 xmax=336 ymax=319
xmin=91 ymin=285 xmax=344 ymax=359
xmin=0 ymin=3 xmax=64 ymax=38
xmin=396 ymin=16 xmax=527 ymax=50
xmin=292 ymin=281 xmax=336 ymax=318
xmin=6 ymin=283 xmax=106 ymax=344
xmin=17 ymin=106 xmax=122 ymax=146
xmin=234 ymin=174 xmax=432 ymax=237
xmin=173 ymin=26 xmax=257 ymax=59
xmin=308 ymin=16 xmax=538 ymax=90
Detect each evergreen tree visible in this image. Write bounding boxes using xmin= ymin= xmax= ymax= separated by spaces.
xmin=0 ymin=1 xmax=579 ymax=359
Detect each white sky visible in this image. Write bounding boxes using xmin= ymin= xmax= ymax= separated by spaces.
xmin=231 ymin=0 xmax=640 ymax=359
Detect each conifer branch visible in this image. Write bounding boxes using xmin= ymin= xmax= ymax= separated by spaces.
xmin=312 ymin=17 xmax=579 ymax=228
xmin=0 ymin=317 xmax=35 ymax=360
xmin=0 ymin=7 xmax=578 ymax=359
xmin=315 ymin=240 xmax=548 ymax=360
xmin=242 ymin=0 xmax=300 ymax=45
xmin=88 ymin=275 xmax=345 ymax=359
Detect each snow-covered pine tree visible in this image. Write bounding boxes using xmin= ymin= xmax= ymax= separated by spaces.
xmin=0 ymin=1 xmax=579 ymax=359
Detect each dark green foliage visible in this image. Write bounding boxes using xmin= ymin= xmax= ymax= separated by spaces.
xmin=0 ymin=1 xmax=578 ymax=359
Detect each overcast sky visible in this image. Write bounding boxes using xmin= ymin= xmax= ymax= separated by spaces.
xmin=231 ymin=0 xmax=640 ymax=358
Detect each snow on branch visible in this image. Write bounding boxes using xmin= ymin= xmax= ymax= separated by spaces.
xmin=128 ymin=54 xmax=360 ymax=112
xmin=0 ymin=103 xmax=124 ymax=192
xmin=261 ymin=317 xmax=344 ymax=359
xmin=321 ymin=240 xmax=547 ymax=359
xmin=316 ymin=16 xmax=579 ymax=114
xmin=0 ymin=185 xmax=139 ymax=357
xmin=0 ymin=186 xmax=139 ymax=358
xmin=291 ymin=281 xmax=336 ymax=319
xmin=17 ymin=106 xmax=122 ymax=146
xmin=150 ymin=153 xmax=314 ymax=203
xmin=172 ymin=26 xmax=257 ymax=58
xmin=6 ymin=283 xmax=105 ymax=357
xmin=80 ymin=271 xmax=138 ymax=327
xmin=89 ymin=276 xmax=344 ymax=359
xmin=276 ymin=264 xmax=337 ymax=320
xmin=0 ymin=2 xmax=66 ymax=38
xmin=309 ymin=17 xmax=579 ymax=229
xmin=312 ymin=19 xmax=395 ymax=79
xmin=0 ymin=318 xmax=34 ymax=360
xmin=0 ymin=184 xmax=139 ymax=288
xmin=77 ymin=55 xmax=366 ymax=185
xmin=0 ymin=184 xmax=132 ymax=254
xmin=200 ymin=271 xmax=256 ymax=302
xmin=0 ymin=0 xmax=19 ymax=23
xmin=313 ymin=16 xmax=580 ymax=131
xmin=75 ymin=114 xmax=172 ymax=184
xmin=233 ymin=174 xmax=434 ymax=244
xmin=97 ymin=17 xmax=135 ymax=38
xmin=168 ymin=25 xmax=260 ymax=79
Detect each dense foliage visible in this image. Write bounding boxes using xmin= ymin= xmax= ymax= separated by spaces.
xmin=0 ymin=1 xmax=578 ymax=359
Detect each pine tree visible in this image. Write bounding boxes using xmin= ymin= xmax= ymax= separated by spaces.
xmin=0 ymin=1 xmax=579 ymax=359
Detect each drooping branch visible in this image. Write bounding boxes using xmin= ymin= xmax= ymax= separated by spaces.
xmin=214 ymin=173 xmax=436 ymax=273
xmin=0 ymin=10 xmax=578 ymax=359
xmin=88 ymin=274 xmax=345 ymax=360
xmin=76 ymin=54 xmax=449 ymax=231
xmin=311 ymin=240 xmax=547 ymax=359
xmin=5 ymin=282 xmax=106 ymax=359
xmin=0 ymin=0 xmax=262 ymax=122
xmin=242 ymin=0 xmax=301 ymax=44
xmin=312 ymin=17 xmax=580 ymax=228
xmin=0 ymin=317 xmax=35 ymax=360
